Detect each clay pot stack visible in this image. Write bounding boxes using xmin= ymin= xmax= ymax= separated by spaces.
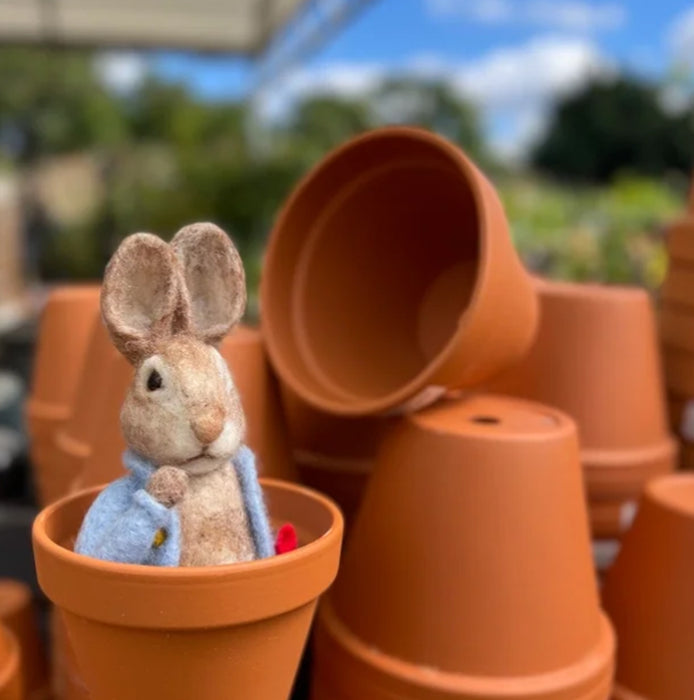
xmin=26 ymin=285 xmax=100 ymax=505
xmin=261 ymin=127 xmax=616 ymax=698
xmin=660 ymin=214 xmax=694 ymax=470
xmin=487 ymin=278 xmax=677 ymax=569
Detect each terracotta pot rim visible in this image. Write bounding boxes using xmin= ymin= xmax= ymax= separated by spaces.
xmin=318 ymin=599 xmax=615 ymax=699
xmin=53 ymin=429 xmax=91 ymax=460
xmin=294 ymin=449 xmax=372 ymax=475
xmin=262 ymin=126 xmax=520 ymax=416
xmin=644 ymin=473 xmax=694 ymax=519
xmin=534 ymin=276 xmax=648 ymax=301
xmin=0 ymin=626 xmax=20 ymax=695
xmin=582 ymin=438 xmax=677 ymax=490
xmin=24 ymin=398 xmax=69 ymax=422
xmin=33 ymin=478 xmax=343 ymax=629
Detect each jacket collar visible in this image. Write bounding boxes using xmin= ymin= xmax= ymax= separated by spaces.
xmin=123 ymin=449 xmax=157 ymax=484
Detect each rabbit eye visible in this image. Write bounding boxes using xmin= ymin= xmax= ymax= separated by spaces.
xmin=147 ymin=369 xmax=163 ymax=391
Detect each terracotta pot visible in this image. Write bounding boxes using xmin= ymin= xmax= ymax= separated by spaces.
xmin=665 ymin=217 xmax=694 ymax=263
xmin=488 ymin=278 xmax=676 ymax=539
xmin=261 ymin=127 xmax=538 ymax=415
xmin=281 ymin=386 xmax=396 ymax=530
xmin=313 ymin=394 xmax=614 ymax=699
xmin=52 ymin=319 xmax=132 ymax=499
xmin=26 ymin=285 xmax=100 ymax=505
xmin=33 ymin=479 xmax=343 ymax=700
xmin=0 ymin=624 xmax=21 ymax=700
xmin=660 ymin=263 xmax=694 ymax=309
xmin=602 ymin=474 xmax=694 ymax=700
xmin=0 ymin=579 xmax=48 ymax=700
xmin=662 ymin=345 xmax=694 ymax=396
xmin=660 ymin=303 xmax=694 ymax=353
xmin=680 ymin=441 xmax=694 ymax=470
xmin=220 ymin=327 xmax=297 ymax=481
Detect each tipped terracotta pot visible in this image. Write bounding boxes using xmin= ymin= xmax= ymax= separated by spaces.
xmin=51 ymin=318 xmax=132 ymax=500
xmin=0 ymin=580 xmax=48 ymax=700
xmin=281 ymin=386 xmax=396 ymax=530
xmin=313 ymin=394 xmax=614 ymax=699
xmin=0 ymin=624 xmax=21 ymax=700
xmin=261 ymin=127 xmax=538 ymax=416
xmin=33 ymin=479 xmax=343 ymax=700
xmin=220 ymin=327 xmax=297 ymax=481
xmin=603 ymin=474 xmax=694 ymax=700
xmin=26 ymin=285 xmax=100 ymax=505
xmin=488 ymin=278 xmax=676 ymax=539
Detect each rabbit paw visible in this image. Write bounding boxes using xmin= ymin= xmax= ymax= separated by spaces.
xmin=146 ymin=466 xmax=189 ymax=507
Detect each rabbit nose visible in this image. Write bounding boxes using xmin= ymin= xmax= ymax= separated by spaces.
xmin=192 ymin=408 xmax=224 ymax=445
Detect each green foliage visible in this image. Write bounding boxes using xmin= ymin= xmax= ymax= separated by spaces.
xmin=502 ymin=174 xmax=684 ymax=289
xmin=0 ymin=48 xmax=127 ymax=162
xmin=533 ymin=76 xmax=694 ymax=183
xmin=2 ymin=46 xmax=688 ymax=298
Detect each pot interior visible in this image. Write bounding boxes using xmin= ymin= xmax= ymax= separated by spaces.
xmin=294 ymin=158 xmax=479 ymax=402
xmin=44 ymin=480 xmax=337 ymax=554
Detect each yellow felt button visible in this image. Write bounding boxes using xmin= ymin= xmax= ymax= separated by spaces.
xmin=152 ymin=528 xmax=167 ymax=548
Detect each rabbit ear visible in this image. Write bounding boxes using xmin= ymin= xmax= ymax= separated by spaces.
xmin=101 ymin=233 xmax=191 ymax=364
xmin=171 ymin=222 xmax=246 ymax=345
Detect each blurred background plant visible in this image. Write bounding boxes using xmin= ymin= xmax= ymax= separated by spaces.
xmin=0 ymin=43 xmax=692 ymax=317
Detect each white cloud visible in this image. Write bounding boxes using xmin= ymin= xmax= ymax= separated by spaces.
xmin=453 ymin=35 xmax=613 ymax=108
xmin=428 ymin=0 xmax=627 ymax=32
xmin=257 ymin=35 xmax=613 ymax=161
xmin=94 ymin=52 xmax=148 ymax=94
xmin=668 ymin=6 xmax=694 ymax=63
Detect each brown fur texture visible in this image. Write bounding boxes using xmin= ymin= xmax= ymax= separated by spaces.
xmin=171 ymin=223 xmax=246 ymax=346
xmin=101 ymin=233 xmax=191 ymax=364
xmin=178 ymin=463 xmax=255 ymax=566
xmin=101 ymin=223 xmax=257 ymax=566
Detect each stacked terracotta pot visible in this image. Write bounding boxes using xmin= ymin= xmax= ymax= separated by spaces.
xmin=487 ymin=278 xmax=677 ymax=570
xmin=261 ymin=127 xmax=616 ymax=698
xmin=660 ymin=211 xmax=694 ymax=470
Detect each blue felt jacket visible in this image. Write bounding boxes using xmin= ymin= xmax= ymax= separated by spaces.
xmin=74 ymin=445 xmax=274 ymax=565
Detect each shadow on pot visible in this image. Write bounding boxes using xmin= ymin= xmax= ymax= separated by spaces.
xmin=32 ymin=479 xmax=343 ymax=700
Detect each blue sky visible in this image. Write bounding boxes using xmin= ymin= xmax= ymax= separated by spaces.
xmin=98 ymin=1 xmax=694 ymax=159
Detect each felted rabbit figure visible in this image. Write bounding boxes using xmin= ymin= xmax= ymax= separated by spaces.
xmin=75 ymin=223 xmax=275 ymax=566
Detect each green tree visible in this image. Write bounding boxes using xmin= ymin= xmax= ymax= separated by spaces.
xmin=533 ymin=76 xmax=694 ymax=182
xmin=370 ymin=79 xmax=489 ymax=165
xmin=286 ymin=94 xmax=371 ymax=162
xmin=0 ymin=48 xmax=127 ymax=163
